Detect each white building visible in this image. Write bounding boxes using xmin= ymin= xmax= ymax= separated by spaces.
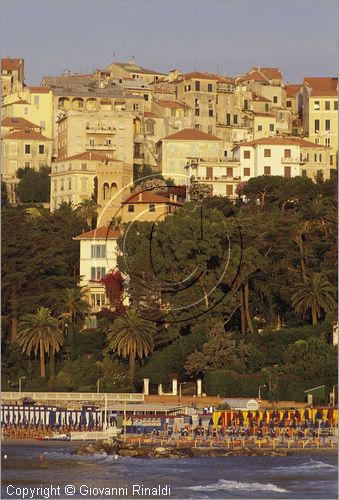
xmin=74 ymin=227 xmax=120 ymax=314
xmin=233 ymin=136 xmax=330 ymax=181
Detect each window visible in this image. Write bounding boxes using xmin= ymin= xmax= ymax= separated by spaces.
xmin=184 ymin=84 xmax=191 ymax=92
xmin=209 ymin=109 xmax=213 ymax=117
xmin=325 ymin=101 xmax=330 ymax=110
xmin=325 ymin=119 xmax=331 ymax=131
xmin=264 ymin=149 xmax=271 ymax=157
xmin=145 ymin=120 xmax=155 ymax=135
xmin=34 ymin=95 xmax=39 ymax=106
xmin=286 ymin=100 xmax=292 ymax=108
xmin=194 ymin=124 xmax=200 ymax=130
xmin=25 ymin=144 xmax=31 ymax=154
xmin=269 ymin=123 xmax=274 ymax=132
xmin=68 ymin=178 xmax=72 ymax=190
xmin=244 ymin=168 xmax=251 ymax=176
xmin=264 ymin=166 xmax=271 ymax=175
xmin=257 ymin=125 xmax=262 ymax=131
xmin=89 ymin=138 xmax=95 ymax=146
xmin=325 ymin=137 xmax=331 ymax=147
xmin=91 ymin=293 xmax=106 ymax=309
xmin=24 ymin=161 xmax=30 ymax=168
xmin=133 ymin=104 xmax=140 ymax=111
xmin=226 ymin=113 xmax=231 ymax=126
xmin=195 ymin=108 xmax=200 ymax=116
xmin=314 ymin=101 xmax=320 ymax=110
xmin=38 ymin=144 xmax=45 ymax=154
xmin=149 ymin=204 xmax=155 ymax=212
xmin=195 ymin=80 xmax=200 ymax=91
xmin=243 ymin=99 xmax=249 ymax=110
xmin=208 ymin=125 xmax=213 ymax=135
xmin=128 ymin=205 xmax=134 ymax=212
xmin=143 ymin=94 xmax=149 ymax=101
xmin=314 ymin=119 xmax=320 ymax=132
xmin=91 ymin=267 xmax=106 ymax=281
xmin=273 ymin=96 xmax=278 ymax=103
xmin=81 ymin=163 xmax=87 ymax=171
xmin=334 ymin=101 xmax=338 ymax=110
xmin=244 ymin=150 xmax=251 ymax=159
xmin=208 ymin=83 xmax=213 ymax=92
xmin=233 ymin=114 xmax=238 ymax=125
xmin=206 ymin=166 xmax=213 ymax=179
xmin=226 ymin=167 xmax=233 ymax=177
xmin=284 ymin=166 xmax=291 ymax=178
xmin=265 ymin=103 xmax=269 ymax=112
xmin=301 ymin=170 xmax=307 ymax=177
xmin=226 ymin=185 xmax=233 ymax=196
xmin=284 ymin=149 xmax=291 ymax=158
xmin=280 ymin=112 xmax=285 ymax=120
xmin=91 ymin=245 xmax=106 ymax=258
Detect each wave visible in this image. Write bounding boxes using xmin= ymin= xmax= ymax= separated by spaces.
xmin=188 ymin=479 xmax=289 ymax=493
xmin=274 ymin=459 xmax=337 ymax=472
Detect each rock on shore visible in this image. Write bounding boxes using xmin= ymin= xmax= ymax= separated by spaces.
xmin=74 ymin=439 xmax=290 ymax=459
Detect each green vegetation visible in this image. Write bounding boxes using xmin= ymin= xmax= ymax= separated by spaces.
xmin=16 ymin=165 xmax=51 ymax=203
xmin=1 ymin=176 xmax=337 ymax=400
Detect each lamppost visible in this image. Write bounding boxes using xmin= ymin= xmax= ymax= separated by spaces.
xmin=258 ymin=384 xmax=266 ymax=401
xmin=19 ymin=376 xmax=26 ymax=398
xmin=179 ymin=382 xmax=186 ymax=405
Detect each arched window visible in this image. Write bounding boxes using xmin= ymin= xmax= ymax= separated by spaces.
xmin=58 ymin=97 xmax=70 ymax=110
xmin=111 ymin=182 xmax=118 ymax=197
xmin=103 ymin=182 xmax=110 ymax=200
xmin=72 ymin=98 xmax=84 ymax=110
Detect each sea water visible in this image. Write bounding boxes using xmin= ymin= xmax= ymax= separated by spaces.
xmin=1 ymin=442 xmax=338 ymax=499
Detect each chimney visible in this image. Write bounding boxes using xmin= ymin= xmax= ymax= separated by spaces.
xmin=89 ymin=152 xmax=92 ymax=160
xmin=138 ymin=192 xmax=142 ymax=202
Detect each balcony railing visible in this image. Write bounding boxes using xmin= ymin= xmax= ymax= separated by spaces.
xmin=281 ymin=157 xmax=300 ymax=164
xmin=86 ymin=144 xmax=116 ymax=150
xmin=86 ymin=127 xmax=116 ymax=134
xmin=193 ymin=176 xmax=240 ymax=182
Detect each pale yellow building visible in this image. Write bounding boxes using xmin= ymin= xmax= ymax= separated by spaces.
xmin=157 ymin=128 xmax=226 ymax=184
xmin=2 ymin=86 xmax=54 ymax=140
xmin=302 ymin=77 xmax=338 ymax=168
xmin=1 ymin=58 xmax=25 ymax=96
xmin=2 ymin=126 xmax=51 ymax=203
xmin=105 ymin=58 xmax=166 ymax=84
xmin=119 ymin=190 xmax=182 ymax=224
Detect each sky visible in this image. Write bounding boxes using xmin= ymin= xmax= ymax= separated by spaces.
xmin=0 ymin=0 xmax=338 ymax=85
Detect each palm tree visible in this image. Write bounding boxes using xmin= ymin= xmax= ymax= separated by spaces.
xmin=55 ymin=288 xmax=91 ymax=347
xmin=17 ymin=307 xmax=64 ymax=378
xmin=106 ymin=309 xmax=155 ymax=385
xmin=76 ymin=198 xmax=99 ymax=228
xmin=291 ymin=273 xmax=337 ymax=325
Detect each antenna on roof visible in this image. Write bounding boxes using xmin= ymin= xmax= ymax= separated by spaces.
xmin=193 ymin=62 xmax=197 ymax=72
xmin=112 ymin=51 xmax=116 ymax=62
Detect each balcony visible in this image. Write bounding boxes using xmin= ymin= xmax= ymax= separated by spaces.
xmin=281 ymin=157 xmax=300 ymax=164
xmin=86 ymin=127 xmax=116 ymax=134
xmin=193 ymin=176 xmax=240 ymax=183
xmin=86 ymin=144 xmax=117 ymax=151
xmin=216 ymin=83 xmax=234 ymax=93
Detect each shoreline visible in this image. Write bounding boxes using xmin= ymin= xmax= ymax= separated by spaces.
xmin=3 ymin=438 xmax=337 ymax=458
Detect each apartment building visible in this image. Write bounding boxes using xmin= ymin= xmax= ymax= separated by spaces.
xmin=119 ymin=190 xmax=182 ymax=223
xmin=302 ymin=77 xmax=338 ymax=168
xmin=185 ymin=157 xmax=241 ymax=197
xmin=1 ymin=58 xmax=25 ymax=96
xmin=74 ymin=227 xmax=120 ymax=314
xmin=236 ymin=67 xmax=286 ymax=108
xmin=2 ymin=86 xmax=54 ymax=139
xmin=2 ymin=124 xmax=51 ymax=203
xmin=157 ymin=128 xmax=226 ymax=184
xmin=57 ymin=112 xmax=134 ymax=164
xmin=106 ymin=57 xmax=166 ymax=83
xmin=233 ymin=137 xmax=330 ymax=181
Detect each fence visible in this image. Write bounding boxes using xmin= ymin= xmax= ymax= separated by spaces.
xmin=1 ymin=392 xmax=144 ymax=404
xmin=70 ymin=429 xmax=120 ymax=441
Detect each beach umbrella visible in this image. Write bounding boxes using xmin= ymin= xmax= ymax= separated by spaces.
xmin=315 ymin=409 xmax=323 ymax=420
xmin=283 ymin=410 xmax=289 ymax=419
xmin=247 ymin=411 xmax=252 ymax=420
xmin=304 ymin=409 xmax=309 ymax=420
xmin=68 ymin=413 xmax=73 ymax=426
xmin=295 ymin=409 xmax=300 ymax=420
xmin=49 ymin=410 xmax=56 ymax=427
xmin=218 ymin=416 xmax=223 ymax=426
xmin=198 ymin=417 xmax=202 ymax=426
xmin=209 ymin=417 xmax=214 ymax=426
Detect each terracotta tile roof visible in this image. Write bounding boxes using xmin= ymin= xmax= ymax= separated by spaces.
xmin=156 ymin=99 xmax=190 ymax=109
xmin=252 ymin=92 xmax=271 ymax=102
xmin=53 ymin=152 xmax=118 ymax=162
xmin=285 ymin=84 xmax=301 ymax=97
xmin=304 ymin=77 xmax=338 ymax=96
xmin=1 ymin=58 xmax=22 ymax=71
xmin=3 ymin=129 xmax=50 ymax=141
xmin=28 ymin=86 xmax=51 ymax=93
xmin=122 ymin=191 xmax=183 ymax=205
xmin=1 ymin=117 xmax=39 ymax=129
xmin=252 ymin=67 xmax=283 ymax=81
xmin=3 ymin=100 xmax=30 ymax=105
xmin=237 ymin=71 xmax=268 ymax=83
xmin=74 ymin=227 xmax=121 ymax=240
xmin=234 ymin=136 xmax=326 ymax=148
xmin=179 ymin=72 xmax=234 ymax=83
xmin=160 ymin=128 xmax=222 ymax=142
